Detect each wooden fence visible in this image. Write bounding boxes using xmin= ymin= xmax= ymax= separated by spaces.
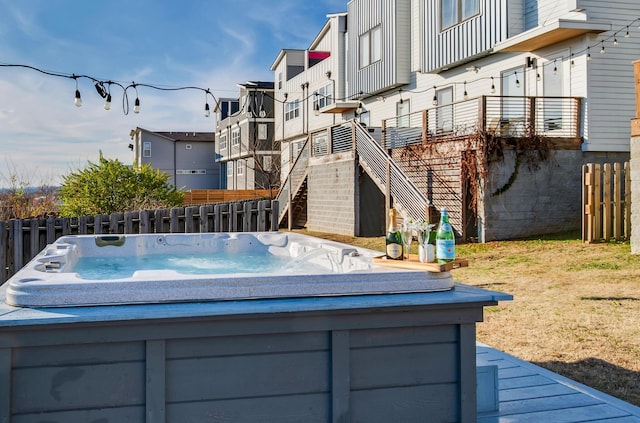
xmin=183 ymin=189 xmax=273 ymax=205
xmin=0 ymin=199 xmax=278 ymax=284
xmin=582 ymin=162 xmax=631 ymax=243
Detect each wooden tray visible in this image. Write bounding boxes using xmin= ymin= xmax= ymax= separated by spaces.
xmin=373 ymin=255 xmax=468 ymax=272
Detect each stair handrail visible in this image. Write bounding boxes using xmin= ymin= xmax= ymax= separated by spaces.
xmin=353 ymin=121 xmax=430 ymax=222
xmin=275 ymin=136 xmax=310 ymax=222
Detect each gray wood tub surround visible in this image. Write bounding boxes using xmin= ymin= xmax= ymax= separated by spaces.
xmin=0 ymin=284 xmax=510 ymax=423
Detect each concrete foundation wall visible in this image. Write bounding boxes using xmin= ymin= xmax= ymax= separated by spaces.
xmin=306 ymin=153 xmax=357 ymax=236
xmin=480 ymin=150 xmax=630 ymax=241
xmin=631 ymin=136 xmax=640 ymax=254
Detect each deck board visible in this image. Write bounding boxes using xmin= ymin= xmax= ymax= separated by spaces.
xmin=477 ymin=343 xmax=640 ymax=423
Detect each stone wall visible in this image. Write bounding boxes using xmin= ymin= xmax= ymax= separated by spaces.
xmin=480 ymin=150 xmax=630 ymax=242
xmin=631 ymin=136 xmax=640 ymax=254
xmin=306 ymin=152 xmax=357 ymax=236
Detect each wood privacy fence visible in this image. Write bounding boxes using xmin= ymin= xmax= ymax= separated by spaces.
xmin=582 ymin=162 xmax=631 ymax=243
xmin=0 ymin=199 xmax=278 ymax=284
xmin=183 ymin=189 xmax=273 ymax=205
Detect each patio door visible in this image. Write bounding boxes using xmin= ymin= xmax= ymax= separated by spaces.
xmin=543 ymin=58 xmax=565 ymax=135
xmin=436 ymin=87 xmax=453 ymax=133
xmin=501 ymin=68 xmax=525 ymax=135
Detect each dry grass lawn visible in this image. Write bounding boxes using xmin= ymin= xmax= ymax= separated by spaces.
xmin=295 ymin=229 xmax=640 ymax=407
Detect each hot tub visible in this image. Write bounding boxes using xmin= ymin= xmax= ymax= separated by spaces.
xmin=5 ymin=232 xmax=454 ymax=307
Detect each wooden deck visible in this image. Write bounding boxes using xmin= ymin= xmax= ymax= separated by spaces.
xmin=477 ymin=343 xmax=640 ymax=422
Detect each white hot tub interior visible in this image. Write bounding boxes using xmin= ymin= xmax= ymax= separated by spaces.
xmin=5 ymin=232 xmax=454 ymax=307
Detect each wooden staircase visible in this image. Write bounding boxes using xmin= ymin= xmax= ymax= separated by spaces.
xmin=279 ymin=173 xmax=308 ymax=228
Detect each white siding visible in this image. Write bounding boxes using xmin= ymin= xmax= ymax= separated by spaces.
xmin=424 ymin=0 xmax=509 ymax=72
xmin=347 ymin=0 xmax=412 ymax=97
xmin=581 ymin=0 xmax=640 ymax=151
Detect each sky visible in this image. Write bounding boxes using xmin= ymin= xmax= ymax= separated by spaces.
xmin=0 ymin=0 xmax=346 ymax=187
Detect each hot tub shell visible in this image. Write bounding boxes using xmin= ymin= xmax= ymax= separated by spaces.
xmin=5 ymin=232 xmax=454 ymax=308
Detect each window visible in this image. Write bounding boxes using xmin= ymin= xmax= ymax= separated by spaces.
xmin=176 ymin=169 xmax=206 ymax=174
xmin=143 ymin=142 xmax=151 ymax=158
xmin=219 ymin=135 xmax=227 ymax=151
xmin=441 ymin=0 xmax=479 ymax=30
xmin=313 ymin=84 xmax=334 ymax=111
xmin=258 ymin=124 xmax=268 ymax=140
xmin=232 ymin=129 xmax=240 ymax=147
xmin=359 ymin=26 xmax=382 ymax=68
xmin=263 ymin=156 xmax=272 ymax=172
xmin=237 ymin=160 xmax=244 ymax=176
xmin=312 ymin=131 xmax=328 ymax=156
xmin=227 ymin=163 xmax=234 ymax=177
xmin=278 ymin=72 xmax=283 ymax=90
xmin=285 ymin=99 xmax=300 ymax=121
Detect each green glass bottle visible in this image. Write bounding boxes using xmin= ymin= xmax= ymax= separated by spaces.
xmin=435 ymin=208 xmax=455 ymax=264
xmin=385 ymin=208 xmax=404 ymax=260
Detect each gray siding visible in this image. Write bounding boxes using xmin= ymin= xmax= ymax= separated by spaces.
xmin=347 ymin=0 xmax=412 ymax=97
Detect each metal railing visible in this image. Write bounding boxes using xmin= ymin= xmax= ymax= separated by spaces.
xmin=353 ymin=123 xmax=429 ymax=222
xmin=382 ymin=95 xmax=582 ymax=147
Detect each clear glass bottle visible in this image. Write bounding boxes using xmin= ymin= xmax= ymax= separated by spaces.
xmin=435 ymin=208 xmax=455 ymax=264
xmin=385 ymin=208 xmax=404 ymax=260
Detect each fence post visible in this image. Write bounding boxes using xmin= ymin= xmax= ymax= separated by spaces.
xmin=10 ymin=220 xmax=22 ymax=276
xmin=0 ymin=221 xmax=6 ymax=284
xmin=602 ymin=163 xmax=612 ymax=242
xmin=199 ymin=205 xmax=209 ymax=233
xmin=613 ymin=163 xmax=623 ymax=240
xmin=271 ymin=200 xmax=279 ymax=232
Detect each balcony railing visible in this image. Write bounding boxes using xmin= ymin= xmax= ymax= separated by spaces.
xmin=382 ymin=95 xmax=583 ymax=149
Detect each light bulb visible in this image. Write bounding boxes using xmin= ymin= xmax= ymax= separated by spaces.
xmin=314 ymin=104 xmax=320 ymax=116
xmin=356 ymin=102 xmax=363 ymax=115
xmin=134 ymin=97 xmax=140 ymax=114
xmin=104 ymin=94 xmax=112 ymax=110
xmin=399 ymin=98 xmax=404 ymax=109
xmin=490 ymin=78 xmax=495 ymax=94
xmin=259 ymin=106 xmax=266 ymax=118
xmin=74 ymin=89 xmax=82 ymax=107
xmin=204 ymin=103 xmax=210 ymax=117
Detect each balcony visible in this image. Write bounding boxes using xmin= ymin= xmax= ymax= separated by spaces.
xmin=381 ymin=96 xmax=583 ymax=150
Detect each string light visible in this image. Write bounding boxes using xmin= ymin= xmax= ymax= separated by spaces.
xmin=73 ymin=76 xmax=82 ymax=107
xmin=463 ymin=81 xmax=468 ymax=100
xmin=553 ymin=59 xmax=558 ymax=75
xmin=2 ymin=15 xmax=640 ymax=118
xmin=132 ymin=83 xmax=140 ymax=114
xmin=432 ymin=86 xmax=438 ymax=105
